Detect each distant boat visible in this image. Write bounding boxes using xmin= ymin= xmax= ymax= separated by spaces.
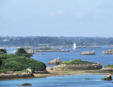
xmin=73 ymin=42 xmax=77 ymax=51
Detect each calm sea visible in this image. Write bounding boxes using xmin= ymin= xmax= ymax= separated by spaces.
xmin=32 ymin=46 xmax=113 ymax=66
xmin=2 ymin=46 xmax=113 ymax=87
xmin=0 ymin=75 xmax=113 ymax=87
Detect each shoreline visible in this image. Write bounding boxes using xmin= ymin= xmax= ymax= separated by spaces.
xmin=0 ymin=69 xmax=112 ymax=80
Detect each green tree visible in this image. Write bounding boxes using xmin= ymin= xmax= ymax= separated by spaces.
xmin=16 ymin=48 xmax=32 ymax=57
xmin=0 ymin=53 xmax=8 ymax=67
xmin=2 ymin=55 xmax=46 ymax=72
xmin=0 ymin=49 xmax=7 ymax=54
xmin=0 ymin=52 xmax=46 ymax=73
xmin=0 ymin=59 xmax=2 ymax=66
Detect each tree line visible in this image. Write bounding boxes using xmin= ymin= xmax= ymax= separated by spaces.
xmin=0 ymin=36 xmax=113 ymax=47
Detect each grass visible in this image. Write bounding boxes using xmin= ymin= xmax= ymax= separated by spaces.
xmin=104 ymin=64 xmax=113 ymax=68
xmin=61 ymin=59 xmax=95 ymax=65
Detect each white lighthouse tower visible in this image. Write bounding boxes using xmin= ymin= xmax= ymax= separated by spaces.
xmin=73 ymin=42 xmax=77 ymax=51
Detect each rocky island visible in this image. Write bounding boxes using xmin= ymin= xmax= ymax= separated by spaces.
xmin=0 ymin=48 xmax=47 ymax=80
xmin=102 ymin=49 xmax=113 ymax=55
xmin=48 ymin=57 xmax=62 ymax=65
xmin=35 ymin=47 xmax=70 ymax=52
xmin=48 ymin=59 xmax=102 ymax=71
xmin=80 ymin=51 xmax=96 ymax=55
xmin=0 ymin=48 xmax=113 ymax=80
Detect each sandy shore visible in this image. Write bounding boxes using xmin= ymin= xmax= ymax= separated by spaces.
xmin=34 ymin=68 xmax=112 ymax=78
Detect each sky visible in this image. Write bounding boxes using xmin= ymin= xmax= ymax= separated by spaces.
xmin=0 ymin=0 xmax=113 ymax=37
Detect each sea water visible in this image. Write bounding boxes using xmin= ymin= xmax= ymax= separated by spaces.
xmin=32 ymin=46 xmax=113 ymax=66
xmin=3 ymin=46 xmax=113 ymax=87
xmin=0 ymin=75 xmax=112 ymax=87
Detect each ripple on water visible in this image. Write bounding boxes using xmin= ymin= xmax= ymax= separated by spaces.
xmin=0 ymin=75 xmax=113 ymax=87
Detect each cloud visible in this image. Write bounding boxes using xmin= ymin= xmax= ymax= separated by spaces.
xmin=49 ymin=10 xmax=64 ymax=16
xmin=57 ymin=10 xmax=64 ymax=15
xmin=75 ymin=12 xmax=85 ymax=17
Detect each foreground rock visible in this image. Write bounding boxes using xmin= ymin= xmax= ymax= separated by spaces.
xmin=48 ymin=57 xmax=62 ymax=65
xmin=102 ymin=73 xmax=112 ymax=81
xmin=22 ymin=83 xmax=32 ymax=86
xmin=102 ymin=77 xmax=112 ymax=80
xmin=0 ymin=73 xmax=33 ymax=80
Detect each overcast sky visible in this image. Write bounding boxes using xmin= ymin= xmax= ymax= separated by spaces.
xmin=0 ymin=0 xmax=113 ymax=37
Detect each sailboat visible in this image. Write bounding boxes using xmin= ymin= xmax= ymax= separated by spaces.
xmin=73 ymin=42 xmax=77 ymax=51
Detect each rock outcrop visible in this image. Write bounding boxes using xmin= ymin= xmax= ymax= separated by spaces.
xmin=102 ymin=73 xmax=112 ymax=81
xmin=102 ymin=49 xmax=113 ymax=55
xmin=22 ymin=83 xmax=32 ymax=86
xmin=51 ymin=63 xmax=102 ymax=70
xmin=80 ymin=51 xmax=95 ymax=55
xmin=48 ymin=58 xmax=62 ymax=65
xmin=100 ymin=68 xmax=113 ymax=73
xmin=0 ymin=73 xmax=33 ymax=80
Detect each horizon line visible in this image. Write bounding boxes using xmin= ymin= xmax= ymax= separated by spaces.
xmin=0 ymin=35 xmax=113 ymax=38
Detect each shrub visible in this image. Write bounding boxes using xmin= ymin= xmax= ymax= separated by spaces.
xmin=0 ymin=53 xmax=46 ymax=73
xmin=0 ymin=59 xmax=2 ymax=66
xmin=61 ymin=59 xmax=95 ymax=65
xmin=1 ymin=55 xmax=46 ymax=72
xmin=38 ymin=47 xmax=58 ymax=50
xmin=16 ymin=48 xmax=32 ymax=57
xmin=3 ymin=60 xmax=26 ymax=71
xmin=104 ymin=64 xmax=113 ymax=68
xmin=0 ymin=49 xmax=7 ymax=54
xmin=0 ymin=53 xmax=8 ymax=67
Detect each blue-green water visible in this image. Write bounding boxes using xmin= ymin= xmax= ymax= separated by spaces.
xmin=32 ymin=47 xmax=113 ymax=66
xmin=0 ymin=75 xmax=112 ymax=87
xmin=7 ymin=46 xmax=113 ymax=66
xmin=4 ymin=46 xmax=113 ymax=87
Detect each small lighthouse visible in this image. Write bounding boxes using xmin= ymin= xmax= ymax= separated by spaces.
xmin=73 ymin=42 xmax=77 ymax=51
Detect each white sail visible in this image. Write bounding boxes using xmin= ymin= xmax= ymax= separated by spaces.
xmin=73 ymin=42 xmax=77 ymax=50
